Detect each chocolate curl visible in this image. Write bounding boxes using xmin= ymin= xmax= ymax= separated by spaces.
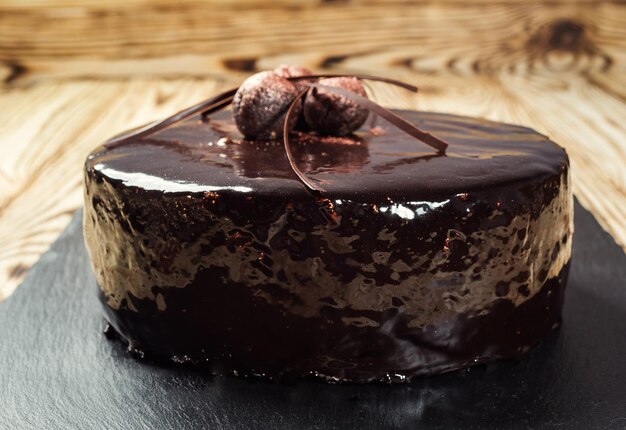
xmin=309 ymin=83 xmax=449 ymax=153
xmin=107 ymin=88 xmax=237 ymax=146
xmin=288 ymin=74 xmax=418 ymax=93
xmin=283 ymin=89 xmax=325 ymax=194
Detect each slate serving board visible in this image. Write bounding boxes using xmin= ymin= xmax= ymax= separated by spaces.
xmin=1 ymin=201 xmax=625 ymax=430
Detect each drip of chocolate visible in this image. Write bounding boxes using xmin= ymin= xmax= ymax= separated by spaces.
xmin=283 ymin=89 xmax=318 ymax=193
xmin=104 ymin=69 xmax=451 ymax=194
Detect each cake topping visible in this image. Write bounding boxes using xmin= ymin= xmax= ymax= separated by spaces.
xmin=232 ymin=71 xmax=301 ymax=140
xmin=303 ymin=77 xmax=369 ymax=136
xmin=233 ymin=73 xmax=370 ymax=139
xmin=106 ymin=66 xmax=452 ymax=194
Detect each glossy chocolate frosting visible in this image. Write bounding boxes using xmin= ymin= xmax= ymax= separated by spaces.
xmin=84 ymin=110 xmax=573 ymax=383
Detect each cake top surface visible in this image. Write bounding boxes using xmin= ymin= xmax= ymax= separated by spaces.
xmin=87 ymin=109 xmax=567 ymax=201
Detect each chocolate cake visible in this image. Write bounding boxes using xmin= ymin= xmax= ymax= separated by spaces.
xmin=83 ymin=72 xmax=572 ymax=383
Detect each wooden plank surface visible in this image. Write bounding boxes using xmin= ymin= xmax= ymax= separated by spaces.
xmin=0 ymin=0 xmax=625 ymax=301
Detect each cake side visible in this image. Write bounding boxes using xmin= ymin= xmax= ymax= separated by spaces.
xmin=83 ymin=110 xmax=573 ymax=382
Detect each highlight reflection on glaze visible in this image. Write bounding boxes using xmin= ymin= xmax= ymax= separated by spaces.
xmin=94 ymin=165 xmax=254 ymax=194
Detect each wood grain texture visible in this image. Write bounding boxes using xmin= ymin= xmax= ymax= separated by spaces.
xmin=0 ymin=0 xmax=624 ymax=300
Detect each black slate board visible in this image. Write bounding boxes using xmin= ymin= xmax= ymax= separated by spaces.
xmin=1 ymin=201 xmax=625 ymax=430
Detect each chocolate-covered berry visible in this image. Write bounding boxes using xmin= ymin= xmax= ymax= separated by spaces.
xmin=303 ymin=77 xmax=369 ymax=136
xmin=232 ymin=71 xmax=302 ymax=140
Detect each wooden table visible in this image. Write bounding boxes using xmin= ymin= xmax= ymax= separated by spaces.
xmin=0 ymin=0 xmax=624 ymax=301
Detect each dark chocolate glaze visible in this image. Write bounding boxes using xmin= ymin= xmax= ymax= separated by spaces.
xmin=83 ymin=110 xmax=573 ymax=383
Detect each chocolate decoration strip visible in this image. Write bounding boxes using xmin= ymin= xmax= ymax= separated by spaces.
xmin=106 ymin=88 xmax=238 ymax=146
xmin=283 ymin=88 xmax=324 ymax=193
xmin=309 ymin=84 xmax=449 ymax=153
xmin=286 ymin=74 xmax=419 ymax=92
